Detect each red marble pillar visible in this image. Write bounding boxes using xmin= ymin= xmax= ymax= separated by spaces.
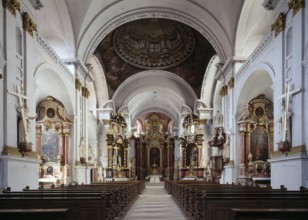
xmin=63 ymin=133 xmax=69 ymax=165
xmin=62 ymin=123 xmax=70 ymax=165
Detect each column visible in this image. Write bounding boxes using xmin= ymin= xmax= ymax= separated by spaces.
xmin=2 ymin=1 xmax=19 ymax=149
xmin=135 ymin=138 xmax=141 ymax=180
xmin=124 ymin=138 xmax=129 ymax=168
xmin=36 ymin=125 xmax=42 ymax=157
xmin=238 ymin=121 xmax=248 ymax=177
xmin=167 ymin=137 xmax=174 ymax=180
xmin=196 ymin=134 xmax=203 ymax=177
xmin=74 ymin=79 xmax=82 ymax=166
xmin=106 ymin=134 xmax=114 ymax=168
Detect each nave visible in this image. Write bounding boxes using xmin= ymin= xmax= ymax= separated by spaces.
xmin=122 ymin=182 xmax=187 ymax=220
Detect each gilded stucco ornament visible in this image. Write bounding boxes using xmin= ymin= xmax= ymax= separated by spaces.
xmin=271 ymin=12 xmax=286 ymax=37
xmin=288 ymin=0 xmax=305 ymax=17
xmin=220 ymin=85 xmax=228 ymax=97
xmin=22 ymin=12 xmax=37 ymax=37
xmin=75 ymin=79 xmax=82 ymax=91
xmin=82 ymin=86 xmax=90 ymax=98
xmin=228 ymin=77 xmax=234 ymax=89
xmin=2 ymin=0 xmax=20 ymax=17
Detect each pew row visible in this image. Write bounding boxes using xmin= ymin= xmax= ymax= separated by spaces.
xmin=0 ymin=208 xmax=70 ymax=220
xmin=0 ymin=180 xmax=145 ymax=220
xmin=165 ymin=180 xmax=308 ymax=220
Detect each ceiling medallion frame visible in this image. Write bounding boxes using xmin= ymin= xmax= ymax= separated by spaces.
xmin=113 ymin=19 xmax=196 ymax=70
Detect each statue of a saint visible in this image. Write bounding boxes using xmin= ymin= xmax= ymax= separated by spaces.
xmin=118 ymin=155 xmax=122 ymax=167
xmin=277 ymin=102 xmax=292 ymax=141
xmin=237 ymin=104 xmax=253 ymax=121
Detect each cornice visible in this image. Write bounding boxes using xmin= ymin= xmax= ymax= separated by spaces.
xmin=29 ymin=0 xmax=45 ymax=10
xmin=35 ymin=32 xmax=74 ymax=83
xmin=262 ymin=0 xmax=279 ymax=10
xmin=235 ymin=32 xmax=274 ymax=80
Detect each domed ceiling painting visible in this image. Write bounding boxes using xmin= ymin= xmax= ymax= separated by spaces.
xmin=94 ymin=18 xmax=216 ymax=99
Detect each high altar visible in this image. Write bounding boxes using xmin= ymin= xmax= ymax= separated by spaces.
xmin=134 ymin=113 xmax=175 ymax=180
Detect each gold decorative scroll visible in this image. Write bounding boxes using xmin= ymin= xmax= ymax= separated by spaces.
xmin=2 ymin=0 xmax=20 ymax=17
xmin=271 ymin=12 xmax=286 ymax=37
xmin=220 ymin=85 xmax=228 ymax=97
xmin=75 ymin=79 xmax=82 ymax=91
xmin=288 ymin=0 xmax=305 ymax=17
xmin=22 ymin=12 xmax=37 ymax=37
xmin=228 ymin=77 xmax=234 ymax=89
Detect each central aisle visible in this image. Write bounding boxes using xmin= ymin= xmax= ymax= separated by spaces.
xmin=122 ymin=182 xmax=187 ymax=220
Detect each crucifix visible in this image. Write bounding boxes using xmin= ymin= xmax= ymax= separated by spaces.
xmin=7 ymin=77 xmax=32 ymax=144
xmin=278 ymin=82 xmax=301 ymax=142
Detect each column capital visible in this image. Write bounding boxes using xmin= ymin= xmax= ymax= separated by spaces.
xmin=2 ymin=0 xmax=20 ymax=17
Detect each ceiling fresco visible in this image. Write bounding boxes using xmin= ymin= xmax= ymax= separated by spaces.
xmin=94 ymin=18 xmax=216 ymax=99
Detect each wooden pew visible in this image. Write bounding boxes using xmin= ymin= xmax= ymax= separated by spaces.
xmin=166 ymin=180 xmax=308 ymax=220
xmin=0 ymin=180 xmax=144 ymax=220
xmin=0 ymin=194 xmax=109 ymax=220
xmin=0 ymin=208 xmax=70 ymax=220
xmin=232 ymin=208 xmax=308 ymax=220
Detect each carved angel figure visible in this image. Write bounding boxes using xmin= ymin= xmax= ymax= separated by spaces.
xmin=237 ymin=104 xmax=253 ymax=121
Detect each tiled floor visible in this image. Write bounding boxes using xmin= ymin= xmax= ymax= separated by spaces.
xmin=122 ymin=182 xmax=187 ymax=220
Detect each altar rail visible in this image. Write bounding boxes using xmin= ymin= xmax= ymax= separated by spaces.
xmin=165 ymin=180 xmax=308 ymax=220
xmin=0 ymin=180 xmax=145 ymax=220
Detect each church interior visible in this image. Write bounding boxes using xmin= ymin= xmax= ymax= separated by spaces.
xmin=1 ymin=0 xmax=308 ymax=219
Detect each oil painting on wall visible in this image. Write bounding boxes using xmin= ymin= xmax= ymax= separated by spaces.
xmin=250 ymin=127 xmax=268 ymax=161
xmin=42 ymin=130 xmax=59 ymax=162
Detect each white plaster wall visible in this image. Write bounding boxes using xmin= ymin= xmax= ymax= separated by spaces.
xmin=304 ymin=45 xmax=308 ymax=153
xmin=233 ymin=2 xmax=308 ymax=188
xmin=88 ymin=112 xmax=98 ymax=163
xmin=75 ymin=167 xmax=87 ymax=184
xmin=0 ymin=156 xmax=40 ymax=191
xmin=0 ymin=6 xmax=3 ymax=54
xmin=269 ymin=156 xmax=308 ymax=190
xmin=0 ymin=25 xmax=4 ymax=154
